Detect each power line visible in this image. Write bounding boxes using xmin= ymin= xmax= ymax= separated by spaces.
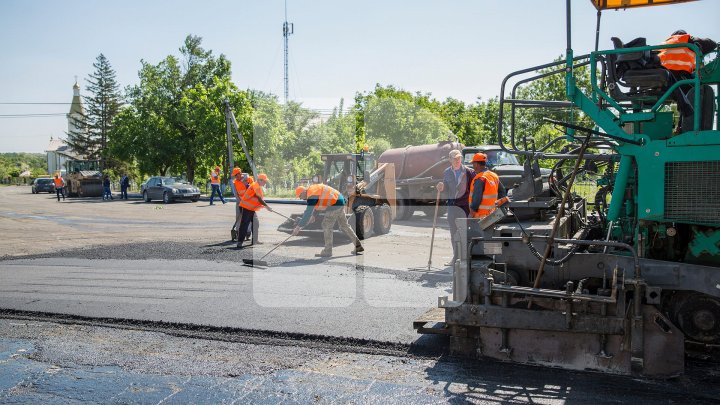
xmin=0 ymin=113 xmax=67 ymax=118
xmin=0 ymin=102 xmax=72 ymax=105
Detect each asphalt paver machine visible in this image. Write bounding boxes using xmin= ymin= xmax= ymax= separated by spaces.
xmin=416 ymin=0 xmax=720 ymax=376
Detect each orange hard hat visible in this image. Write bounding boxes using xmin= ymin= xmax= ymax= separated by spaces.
xmin=215 ymin=165 xmax=221 ymax=170
xmin=257 ymin=173 xmax=269 ymax=182
xmin=472 ymin=152 xmax=487 ymax=163
xmin=295 ymin=186 xmax=306 ymax=198
xmin=232 ymin=167 xmax=242 ymax=176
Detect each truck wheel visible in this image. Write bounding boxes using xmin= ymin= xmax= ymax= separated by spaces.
xmin=394 ymin=190 xmax=413 ymax=221
xmin=143 ymin=191 xmax=150 ymax=202
xmin=373 ymin=204 xmax=392 ymax=235
xmin=355 ymin=205 xmax=374 ymax=240
xmin=163 ymin=191 xmax=172 ymax=204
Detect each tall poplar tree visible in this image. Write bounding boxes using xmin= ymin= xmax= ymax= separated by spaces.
xmin=67 ymin=54 xmax=122 ymax=170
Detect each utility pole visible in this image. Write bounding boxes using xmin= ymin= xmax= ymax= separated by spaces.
xmin=225 ymin=99 xmax=234 ymax=177
xmin=283 ymin=0 xmax=294 ymax=104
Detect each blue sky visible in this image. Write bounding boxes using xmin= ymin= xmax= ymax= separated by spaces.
xmin=1 ymin=0 xmax=718 ymax=152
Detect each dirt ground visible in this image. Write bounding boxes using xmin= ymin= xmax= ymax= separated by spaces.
xmin=0 ymin=185 xmax=454 ymax=271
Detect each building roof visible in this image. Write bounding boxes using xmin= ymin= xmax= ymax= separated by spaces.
xmin=45 ymin=137 xmax=66 ymax=152
xmin=45 ymin=137 xmax=82 ymax=159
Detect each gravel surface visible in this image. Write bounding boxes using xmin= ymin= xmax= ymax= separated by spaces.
xmin=2 ymin=318 xmax=719 ymax=404
xmin=2 ymin=319 xmax=320 ymax=377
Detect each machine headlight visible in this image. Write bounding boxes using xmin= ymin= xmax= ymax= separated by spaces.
xmin=172 ymin=188 xmax=179 ymax=193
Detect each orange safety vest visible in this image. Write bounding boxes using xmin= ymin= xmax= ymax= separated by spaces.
xmin=53 ymin=178 xmax=64 ymax=187
xmin=239 ymin=182 xmax=264 ymax=211
xmin=233 ymin=178 xmax=247 ymax=201
xmin=210 ymin=171 xmax=220 ymax=185
xmin=306 ymin=184 xmax=340 ymax=211
xmin=659 ymin=34 xmax=696 ymax=73
xmin=468 ymin=171 xmax=500 ymax=218
xmin=233 ymin=179 xmax=247 ymax=197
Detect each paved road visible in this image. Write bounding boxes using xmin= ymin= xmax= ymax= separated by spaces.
xmin=0 ymin=185 xmax=455 ymax=271
xmin=0 ymin=185 xmax=457 ymax=344
xmin=0 ymin=255 xmax=451 ymax=344
xmin=2 ymin=186 xmax=720 ymax=403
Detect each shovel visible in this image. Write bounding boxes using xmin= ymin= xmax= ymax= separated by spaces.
xmin=269 ymin=209 xmax=294 ymax=221
xmin=242 ymin=234 xmax=294 ymax=267
xmin=427 ymin=188 xmax=442 ymax=271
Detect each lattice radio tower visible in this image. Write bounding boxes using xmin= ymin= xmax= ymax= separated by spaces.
xmin=283 ymin=0 xmax=294 ymax=104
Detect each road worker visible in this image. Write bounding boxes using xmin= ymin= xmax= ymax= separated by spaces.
xmin=231 ymin=167 xmax=247 ymax=241
xmin=209 ymin=165 xmax=226 ymax=205
xmin=236 ymin=173 xmax=272 ymax=249
xmin=436 ymin=149 xmax=475 ymax=265
xmin=468 ymin=153 xmax=506 ymax=220
xmin=292 ymin=184 xmax=364 ymax=257
xmin=53 ymin=174 xmax=65 ymax=201
xmin=658 ymin=30 xmax=716 ymax=132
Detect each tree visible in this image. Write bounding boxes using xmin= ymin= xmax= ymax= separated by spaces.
xmin=353 ymin=85 xmax=450 ymax=150
xmin=67 ymin=54 xmax=122 ymax=169
xmin=513 ymin=57 xmax=593 ymax=153
xmin=110 ymin=36 xmax=235 ymax=183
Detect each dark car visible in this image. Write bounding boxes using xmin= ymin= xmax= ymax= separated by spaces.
xmin=31 ymin=177 xmax=55 ymax=194
xmin=462 ymin=145 xmax=551 ymax=189
xmin=141 ymin=176 xmax=200 ymax=203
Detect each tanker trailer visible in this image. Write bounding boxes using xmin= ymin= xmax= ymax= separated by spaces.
xmin=378 ymin=140 xmax=463 ymax=220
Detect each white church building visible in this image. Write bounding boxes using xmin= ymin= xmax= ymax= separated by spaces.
xmin=45 ymin=81 xmax=84 ymax=175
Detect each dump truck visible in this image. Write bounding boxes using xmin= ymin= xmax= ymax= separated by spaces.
xmin=415 ymin=0 xmax=720 ymax=377
xmin=64 ymin=159 xmax=103 ymax=197
xmin=277 ymin=152 xmax=396 ymax=239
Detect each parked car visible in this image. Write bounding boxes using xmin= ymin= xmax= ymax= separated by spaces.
xmin=31 ymin=177 xmax=55 ymax=194
xmin=141 ymin=176 xmax=200 ymax=203
xmin=462 ymin=145 xmax=550 ymax=188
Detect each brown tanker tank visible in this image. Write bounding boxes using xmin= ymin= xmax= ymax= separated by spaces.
xmin=378 ymin=141 xmax=463 ymax=180
xmin=377 ymin=141 xmax=464 ymax=220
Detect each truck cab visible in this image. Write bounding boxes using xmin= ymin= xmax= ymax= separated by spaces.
xmin=462 ymin=145 xmax=550 ymax=189
xmin=320 ymin=152 xmax=376 ymax=198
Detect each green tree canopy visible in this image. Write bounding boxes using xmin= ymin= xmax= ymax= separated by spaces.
xmin=109 ymin=35 xmax=250 ymax=183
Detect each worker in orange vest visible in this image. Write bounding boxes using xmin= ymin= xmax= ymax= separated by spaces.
xmin=468 ymin=153 xmax=506 ymax=220
xmin=658 ymin=30 xmax=716 ymax=132
xmin=53 ymin=174 xmax=65 ymax=202
xmin=236 ymin=173 xmax=273 ymax=249
xmin=292 ymin=184 xmax=364 ymax=257
xmin=209 ymin=165 xmax=226 ymax=205
xmin=230 ymin=167 xmax=248 ymax=241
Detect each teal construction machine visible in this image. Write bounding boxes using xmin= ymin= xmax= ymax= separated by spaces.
xmin=416 ymin=0 xmax=719 ymax=376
